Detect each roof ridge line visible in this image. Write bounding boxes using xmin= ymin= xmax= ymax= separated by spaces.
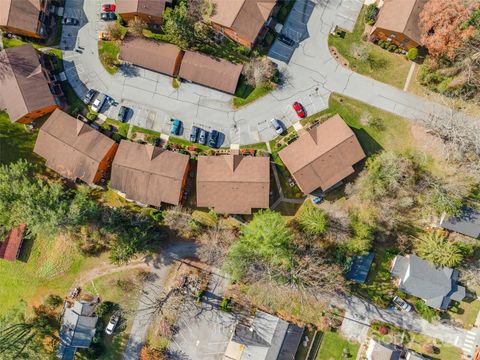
xmin=113 ymin=162 xmax=184 ymax=181
xmin=4 ymin=47 xmax=31 ymax=117
xmin=402 ymin=0 xmax=420 ymax=33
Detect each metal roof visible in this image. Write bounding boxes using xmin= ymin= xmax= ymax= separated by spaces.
xmin=440 ymin=207 xmax=480 ymax=239
xmin=346 ymin=252 xmax=374 ymax=283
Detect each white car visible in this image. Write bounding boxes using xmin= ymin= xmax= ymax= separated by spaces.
xmin=91 ymin=94 xmax=107 ymax=113
xmin=270 ymin=118 xmax=284 ymax=135
xmin=105 ymin=311 xmax=120 ymax=335
xmin=392 ymin=296 xmax=412 ymax=312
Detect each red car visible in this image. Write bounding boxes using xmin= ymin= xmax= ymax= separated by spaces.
xmin=292 ymin=101 xmax=306 ymax=118
xmin=102 ymin=3 xmax=116 ymax=12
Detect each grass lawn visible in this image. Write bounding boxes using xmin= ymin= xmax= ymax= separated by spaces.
xmin=240 ymin=142 xmax=268 ymax=151
xmin=105 ymin=118 xmax=129 ymax=138
xmin=328 ymin=6 xmax=412 ymax=90
xmin=371 ymin=321 xmax=462 ymax=360
xmin=0 ymin=112 xmax=40 ymax=164
xmin=168 ymin=135 xmax=210 ymax=151
xmin=0 ymin=233 xmax=105 ymax=316
xmin=83 ymin=269 xmax=145 ymax=360
xmin=2 ymin=35 xmax=43 ymax=49
xmin=448 ymin=287 xmax=480 ymax=328
xmin=316 ymin=331 xmax=360 ymax=360
xmin=233 ymin=78 xmax=273 ymax=108
xmin=98 ymin=40 xmax=120 ymax=75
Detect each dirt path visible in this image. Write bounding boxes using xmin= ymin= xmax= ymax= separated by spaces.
xmin=73 ymin=259 xmax=150 ymax=289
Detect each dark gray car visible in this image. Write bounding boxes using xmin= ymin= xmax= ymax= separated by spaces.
xmin=190 ymin=126 xmax=199 ymax=142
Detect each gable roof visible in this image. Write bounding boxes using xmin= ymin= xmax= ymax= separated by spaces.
xmin=110 ymin=140 xmax=189 ymax=206
xmin=34 ymin=109 xmax=116 ymax=185
xmin=366 ymin=339 xmax=401 ymax=360
xmin=58 ymin=300 xmax=98 ymax=360
xmin=179 ymin=51 xmax=243 ymax=94
xmin=225 ymin=310 xmax=303 ymax=360
xmin=0 ymin=44 xmax=57 ymax=123
xmin=391 ymin=255 xmax=465 ymax=309
xmin=279 ymin=115 xmax=366 ymax=193
xmin=116 ymin=0 xmax=170 ymax=17
xmin=372 ymin=0 xmax=427 ymax=45
xmin=440 ymin=207 xmax=480 ymax=239
xmin=0 ymin=0 xmax=41 ymax=35
xmin=210 ymin=0 xmax=276 ymax=43
xmin=0 ymin=224 xmax=26 ymax=261
xmin=196 ymin=154 xmax=269 ymax=214
xmin=119 ymin=36 xmax=183 ymax=76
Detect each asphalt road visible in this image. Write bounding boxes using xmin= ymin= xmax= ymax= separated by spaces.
xmin=61 ymin=0 xmax=452 ymax=147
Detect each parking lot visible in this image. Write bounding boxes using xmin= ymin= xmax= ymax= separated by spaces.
xmin=269 ymin=0 xmax=316 ymax=63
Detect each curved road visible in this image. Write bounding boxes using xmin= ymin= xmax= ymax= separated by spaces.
xmin=61 ymin=0 xmax=449 ymax=146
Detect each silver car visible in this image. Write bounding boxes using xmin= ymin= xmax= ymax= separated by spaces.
xmin=270 ymin=118 xmax=284 ymax=135
xmin=392 ymin=296 xmax=412 ymax=312
xmin=91 ymin=93 xmax=107 ymax=113
xmin=105 ymin=311 xmax=120 ymax=335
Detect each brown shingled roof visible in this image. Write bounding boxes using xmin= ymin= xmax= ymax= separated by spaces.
xmin=116 ymin=0 xmax=170 ymax=17
xmin=120 ymin=37 xmax=183 ymax=76
xmin=0 ymin=0 xmax=41 ymax=35
xmin=0 ymin=44 xmax=57 ymax=123
xmin=210 ymin=0 xmax=276 ymax=43
xmin=0 ymin=224 xmax=26 ymax=261
xmin=179 ymin=51 xmax=242 ymax=94
xmin=34 ymin=109 xmax=116 ymax=185
xmin=196 ymin=154 xmax=270 ymax=214
xmin=279 ymin=115 xmax=366 ymax=194
xmin=372 ymin=0 xmax=427 ymax=45
xmin=110 ymin=140 xmax=190 ymax=206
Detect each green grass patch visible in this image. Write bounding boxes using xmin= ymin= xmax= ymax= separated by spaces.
xmin=168 ymin=136 xmax=210 ymax=151
xmin=98 ymin=40 xmax=120 ymax=75
xmin=131 ymin=126 xmax=161 ymax=137
xmin=328 ymin=6 xmax=411 ymax=89
xmin=105 ymin=118 xmax=129 ymax=138
xmin=447 ymin=288 xmax=480 ymax=328
xmin=233 ymin=82 xmax=273 ymax=108
xmin=316 ymin=331 xmax=360 ymax=360
xmin=61 ymin=81 xmax=86 ymax=115
xmin=2 ymin=35 xmax=43 ymax=49
xmin=240 ymin=142 xmax=268 ymax=151
xmin=0 ymin=233 xmax=104 ymax=316
xmin=0 ymin=112 xmax=39 ymax=165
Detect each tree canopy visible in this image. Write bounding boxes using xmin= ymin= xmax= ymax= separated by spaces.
xmin=297 ymin=204 xmax=328 ymax=236
xmin=162 ymin=0 xmax=195 ymax=49
xmin=414 ymin=230 xmax=464 ymax=267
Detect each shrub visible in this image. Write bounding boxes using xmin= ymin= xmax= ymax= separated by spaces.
xmin=415 ymin=300 xmax=438 ymax=322
xmin=220 ymin=297 xmax=232 ymax=312
xmin=112 ymin=133 xmax=124 ymax=142
xmin=364 ymin=4 xmax=378 ymax=25
xmin=377 ymin=39 xmax=385 ymax=47
xmin=86 ymin=112 xmax=97 ymax=121
xmin=149 ymin=209 xmax=163 ymax=222
xmin=297 ymin=204 xmax=328 ymax=235
xmin=379 ymin=326 xmax=389 ymax=335
xmin=387 ymin=44 xmax=397 ymax=52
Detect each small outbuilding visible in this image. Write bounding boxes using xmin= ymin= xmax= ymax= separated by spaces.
xmin=345 ymin=252 xmax=374 ymax=284
xmin=439 ymin=207 xmax=480 ymax=239
xmin=0 ymin=224 xmax=26 ymax=261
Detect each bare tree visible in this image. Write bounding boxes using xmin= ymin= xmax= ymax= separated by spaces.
xmin=106 ymin=22 xmax=123 ymax=41
xmin=242 ymin=56 xmax=277 ymax=87
xmin=128 ymin=18 xmax=147 ymax=37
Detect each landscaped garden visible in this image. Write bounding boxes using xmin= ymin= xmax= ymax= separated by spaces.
xmin=328 ymin=6 xmax=412 ymax=90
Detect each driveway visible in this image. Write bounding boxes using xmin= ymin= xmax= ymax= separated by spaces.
xmin=61 ymin=0 xmax=453 ymax=147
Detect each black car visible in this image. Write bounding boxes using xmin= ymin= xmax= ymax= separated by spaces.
xmin=278 ymin=34 xmax=295 ymax=46
xmin=101 ymin=12 xmax=117 ymax=21
xmin=62 ymin=17 xmax=79 ymax=25
xmin=118 ymin=106 xmax=129 ymax=122
xmin=198 ymin=129 xmax=207 ymax=145
xmin=208 ymin=130 xmax=220 ymax=148
xmin=82 ymin=89 xmax=97 ymax=105
xmin=190 ymin=126 xmax=199 ymax=142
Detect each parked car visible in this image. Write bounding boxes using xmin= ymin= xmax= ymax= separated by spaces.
xmin=62 ymin=17 xmax=79 ymax=25
xmin=101 ymin=3 xmax=116 ymax=12
xmin=190 ymin=126 xmax=199 ymax=142
xmin=198 ymin=129 xmax=207 ymax=145
xmin=278 ymin=34 xmax=294 ymax=46
xmin=312 ymin=196 xmax=323 ymax=205
xmin=292 ymin=101 xmax=306 ymax=118
xmin=270 ymin=118 xmax=284 ymax=135
xmin=82 ymin=89 xmax=97 ymax=105
xmin=118 ymin=106 xmax=129 ymax=122
xmin=105 ymin=311 xmax=120 ymax=335
xmin=100 ymin=12 xmax=116 ymax=21
xmin=91 ymin=93 xmax=107 ymax=113
xmin=392 ymin=296 xmax=412 ymax=312
xmin=208 ymin=130 xmax=220 ymax=148
xmin=170 ymin=119 xmax=182 ymax=135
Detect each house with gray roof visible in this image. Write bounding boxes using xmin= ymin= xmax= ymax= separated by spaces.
xmin=391 ymin=255 xmax=465 ymax=310
xmin=439 ymin=207 xmax=480 ymax=239
xmin=366 ymin=339 xmax=401 ymax=360
xmin=57 ymin=299 xmax=99 ymax=360
xmin=224 ymin=310 xmax=303 ymax=360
